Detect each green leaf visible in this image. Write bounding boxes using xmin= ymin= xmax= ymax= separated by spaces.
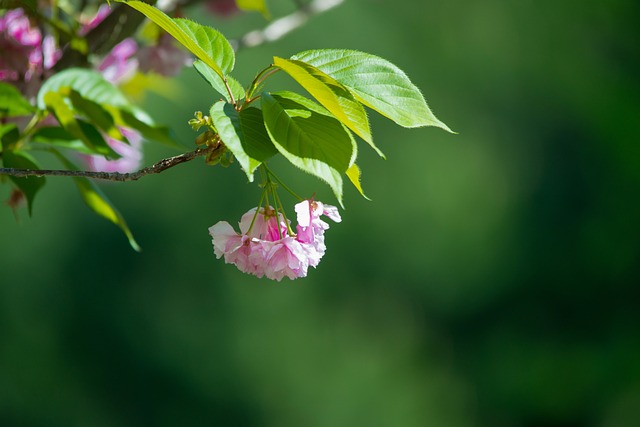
xmin=30 ymin=126 xmax=98 ymax=155
xmin=37 ymin=68 xmax=130 ymax=110
xmin=236 ymin=0 xmax=270 ymax=19
xmin=0 ymin=124 xmax=46 ymax=215
xmin=43 ymin=91 xmax=115 ymax=156
xmin=116 ymin=1 xmax=233 ymax=80
xmin=0 ymin=124 xmax=20 ymax=152
xmin=107 ymin=107 xmax=179 ymax=148
xmin=173 ymin=18 xmax=235 ymax=75
xmin=0 ymin=82 xmax=36 ymax=118
xmin=345 ymin=163 xmax=370 ymax=200
xmin=37 ymin=68 xmax=176 ymax=147
xmin=210 ymin=101 xmax=277 ymax=181
xmin=273 ymin=57 xmax=378 ymax=155
xmin=193 ymin=60 xmax=245 ymax=103
xmin=67 ymin=89 xmax=124 ymax=141
xmin=261 ymin=91 xmax=357 ymax=206
xmin=2 ymin=150 xmax=45 ymax=216
xmin=53 ymin=151 xmax=141 ymax=252
xmin=1 ymin=125 xmax=46 ymax=214
xmin=292 ymin=49 xmax=453 ymax=132
xmin=0 ymin=0 xmax=37 ymax=12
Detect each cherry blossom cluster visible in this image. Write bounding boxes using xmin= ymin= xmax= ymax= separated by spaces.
xmin=209 ymin=200 xmax=341 ymax=281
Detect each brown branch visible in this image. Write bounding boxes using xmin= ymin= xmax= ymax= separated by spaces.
xmin=0 ymin=145 xmax=217 ymax=181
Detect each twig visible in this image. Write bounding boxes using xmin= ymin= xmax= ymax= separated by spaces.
xmin=0 ymin=145 xmax=218 ymax=182
xmin=234 ymin=0 xmax=344 ymax=50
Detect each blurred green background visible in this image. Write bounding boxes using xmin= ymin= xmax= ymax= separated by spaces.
xmin=2 ymin=0 xmax=640 ymax=426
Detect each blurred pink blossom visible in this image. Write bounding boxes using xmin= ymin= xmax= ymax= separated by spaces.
xmin=98 ymin=38 xmax=139 ymax=85
xmin=0 ymin=8 xmax=60 ymax=89
xmin=209 ymin=201 xmax=341 ymax=281
xmin=80 ymin=4 xmax=111 ymax=35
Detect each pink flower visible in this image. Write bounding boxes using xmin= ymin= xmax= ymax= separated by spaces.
xmin=208 ymin=201 xmax=341 ymax=281
xmin=82 ymin=6 xmax=138 ymax=85
xmin=84 ymin=127 xmax=143 ymax=173
xmin=0 ymin=8 xmax=60 ymax=88
xmin=295 ymin=199 xmax=341 ymax=266
xmin=255 ymin=236 xmax=311 ymax=281
xmin=98 ymin=38 xmax=138 ymax=85
xmin=80 ymin=4 xmax=111 ymax=35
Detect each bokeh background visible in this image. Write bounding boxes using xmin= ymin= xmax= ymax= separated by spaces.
xmin=2 ymin=0 xmax=640 ymax=426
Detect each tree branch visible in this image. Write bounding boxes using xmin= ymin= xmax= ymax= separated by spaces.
xmin=0 ymin=145 xmax=218 ymax=182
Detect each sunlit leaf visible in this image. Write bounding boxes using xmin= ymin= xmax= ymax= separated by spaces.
xmin=210 ymin=101 xmax=277 ymax=180
xmin=116 ymin=1 xmax=233 ymax=80
xmin=274 ymin=57 xmax=377 ymax=155
xmin=173 ymin=18 xmax=235 ymax=74
xmin=261 ymin=91 xmax=356 ymax=206
xmin=0 ymin=82 xmax=36 ymax=118
xmin=346 ymin=163 xmax=370 ymax=200
xmin=292 ymin=49 xmax=453 ymax=131
xmin=193 ymin=61 xmax=245 ymax=103
xmin=53 ymin=151 xmax=141 ymax=252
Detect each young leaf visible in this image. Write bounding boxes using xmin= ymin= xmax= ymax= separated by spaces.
xmin=261 ymin=91 xmax=357 ymax=206
xmin=0 ymin=82 xmax=36 ymax=117
xmin=1 ymin=150 xmax=45 ymax=216
xmin=292 ymin=49 xmax=453 ymax=132
xmin=193 ymin=61 xmax=245 ymax=103
xmin=53 ymin=151 xmax=141 ymax=252
xmin=210 ymin=102 xmax=277 ymax=180
xmin=115 ymin=1 xmax=233 ymax=81
xmin=273 ymin=57 xmax=378 ymax=155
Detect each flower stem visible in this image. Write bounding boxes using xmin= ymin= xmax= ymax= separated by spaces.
xmin=247 ymin=187 xmax=267 ymax=237
xmin=273 ymin=185 xmax=295 ymax=236
xmin=263 ymin=163 xmax=303 ymax=201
